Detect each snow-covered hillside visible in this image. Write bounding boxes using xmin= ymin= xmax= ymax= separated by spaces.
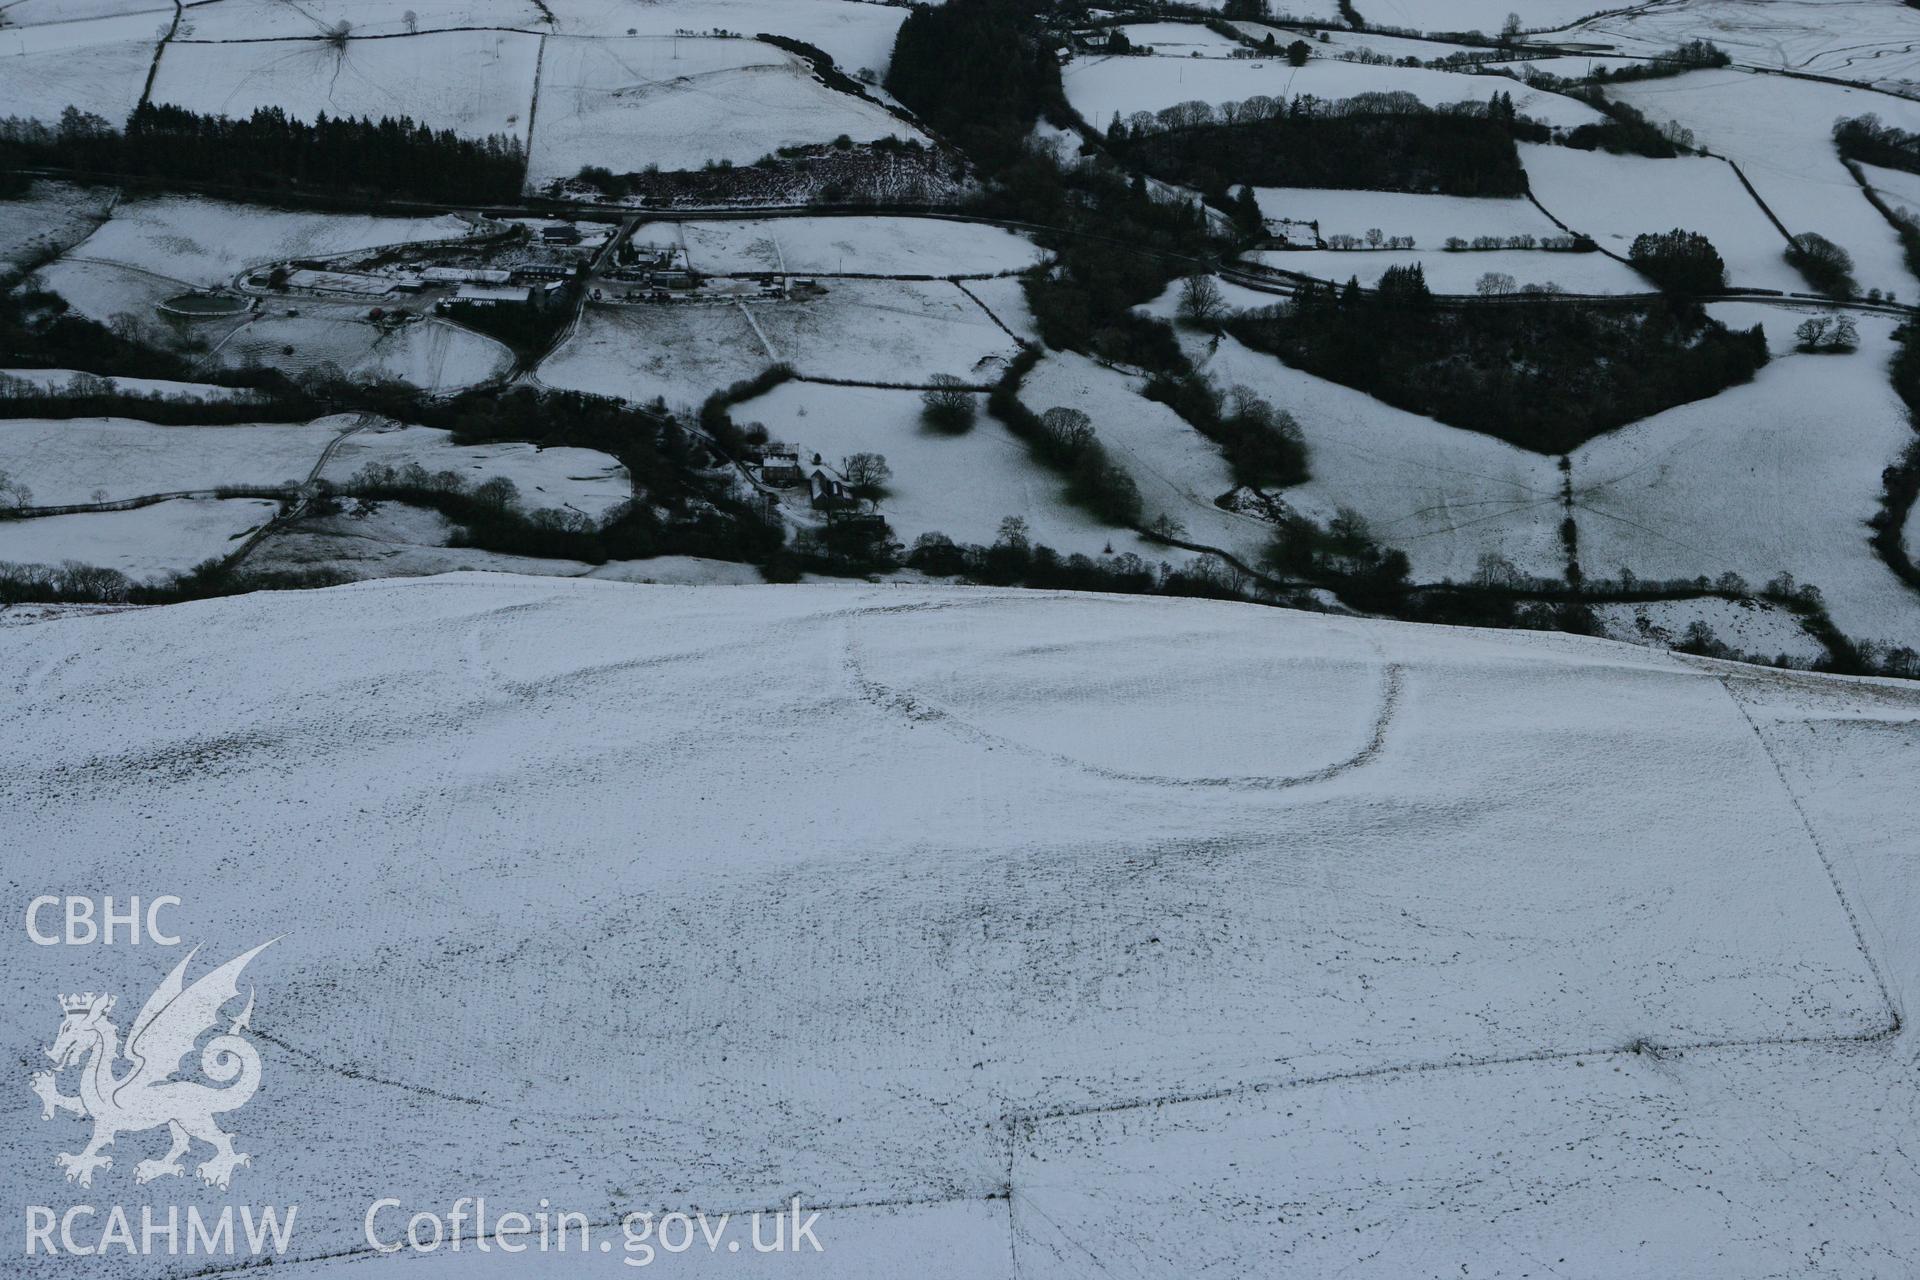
xmin=2 ymin=575 xmax=1915 ymax=1277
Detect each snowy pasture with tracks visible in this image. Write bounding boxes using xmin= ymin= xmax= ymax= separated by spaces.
xmin=1 ymin=576 xmax=1915 ymax=1276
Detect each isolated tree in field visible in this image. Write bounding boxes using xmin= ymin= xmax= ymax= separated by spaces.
xmin=0 ymin=469 xmax=33 ymax=509
xmin=326 ymin=20 xmax=352 ymax=51
xmin=403 ymin=10 xmax=418 ymax=33
xmin=1476 ymin=271 xmax=1517 ymax=297
xmin=1628 ymin=228 xmax=1726 ymax=295
xmin=841 ymin=452 xmax=892 ymax=501
xmin=1794 ymin=316 xmax=1831 ymax=350
xmin=1786 ymin=232 xmax=1858 ymax=298
xmin=920 ymin=375 xmax=976 ymax=434
xmin=1797 ymin=314 xmax=1858 ymax=351
xmin=1286 ymin=39 xmax=1311 ymax=66
xmin=1178 ymin=273 xmax=1226 ymax=327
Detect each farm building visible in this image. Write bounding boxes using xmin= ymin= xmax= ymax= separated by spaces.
xmin=810 ymin=469 xmax=855 ymax=510
xmin=761 ymin=451 xmax=804 ymax=486
xmin=285 ymin=268 xmax=395 ymax=297
xmin=423 ymin=267 xmax=514 ymax=286
xmin=449 ymin=283 xmax=532 ymax=308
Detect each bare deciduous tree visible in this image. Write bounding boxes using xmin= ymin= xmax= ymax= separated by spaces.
xmin=1177 ymin=273 xmax=1226 ymax=327
xmin=920 ymin=374 xmax=977 ymax=434
xmin=841 ymin=452 xmax=892 ymax=501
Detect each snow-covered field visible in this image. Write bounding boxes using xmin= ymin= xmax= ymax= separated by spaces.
xmin=1065 ymin=52 xmax=1605 ymax=127
xmin=208 ymin=313 xmax=513 ymax=393
xmin=540 ymin=0 xmax=910 ymax=73
xmin=151 ymin=30 xmax=543 ymax=143
xmin=1247 ymin=246 xmax=1647 ymax=293
xmin=1250 ymin=186 xmax=1559 ymax=244
xmin=1550 ymin=0 xmax=1920 ymax=91
xmin=172 ymin=0 xmax=551 ymax=41
xmin=0 ymin=182 xmax=116 ymax=275
xmin=543 ymin=284 xmax=1022 ymax=401
xmin=1364 ymin=0 xmax=1614 ymax=35
xmin=2 ymin=576 xmax=1913 ymax=1276
xmin=527 ymin=36 xmax=920 ymax=183
xmin=1590 ymin=595 xmax=1828 ymax=663
xmin=1861 ymin=159 xmax=1920 ymax=219
xmin=1520 ymin=142 xmax=1806 ymax=293
xmin=640 ymin=216 xmax=1046 ymax=277
xmin=1239 ymin=24 xmax=1500 ymax=63
xmin=0 ymin=495 xmax=276 ymax=577
xmin=0 ymin=416 xmax=342 ymax=505
xmin=734 ymin=380 xmax=1169 ymax=559
xmin=1112 ymin=21 xmax=1245 ymax=54
xmin=1019 ymin=350 xmax=1273 ymax=560
xmin=1197 ymin=334 xmax=1569 ymax=582
xmin=0 ymin=0 xmax=172 ymax=26
xmin=62 ymin=196 xmax=475 ymax=290
xmin=753 ymin=281 xmax=1022 ymax=384
xmin=1573 ymin=305 xmax=1920 ymax=648
xmin=958 ymin=276 xmax=1042 ymax=343
xmin=29 ymin=258 xmax=202 ymax=334
xmin=351 ymin=319 xmax=516 ymax=394
xmin=1611 ymin=69 xmax=1920 ymax=296
xmin=0 ymin=32 xmax=155 ymax=124
xmin=537 ymin=301 xmax=775 ymax=409
xmin=319 ymin=423 xmax=631 ymax=519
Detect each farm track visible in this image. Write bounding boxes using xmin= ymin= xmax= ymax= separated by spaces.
xmin=225 ymin=413 xmax=374 ymax=567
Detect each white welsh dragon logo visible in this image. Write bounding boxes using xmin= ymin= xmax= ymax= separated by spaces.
xmin=31 ymin=941 xmax=274 ymax=1189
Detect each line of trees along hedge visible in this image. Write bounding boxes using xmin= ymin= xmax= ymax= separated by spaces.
xmin=1228 ymin=268 xmax=1769 ymax=453
xmin=0 ymin=103 xmax=525 ymax=202
xmin=885 ymin=0 xmax=1063 ymax=169
xmin=1871 ymin=320 xmax=1920 ymax=593
xmin=1142 ymin=371 xmax=1310 ymax=488
xmin=1834 ymin=114 xmax=1920 ymax=177
xmin=1119 ymin=103 xmax=1535 ymax=196
xmin=1559 ymin=92 xmax=1688 ymax=158
xmin=359 ymin=385 xmax=783 ymax=564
